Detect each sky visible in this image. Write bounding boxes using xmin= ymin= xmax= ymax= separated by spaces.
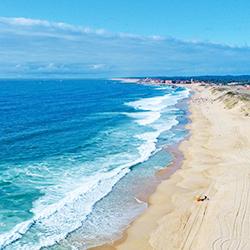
xmin=0 ymin=0 xmax=250 ymax=77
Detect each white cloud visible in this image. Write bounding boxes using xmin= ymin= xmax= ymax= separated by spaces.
xmin=0 ymin=17 xmax=50 ymax=26
xmin=90 ymin=64 xmax=106 ymax=70
xmin=150 ymin=35 xmax=165 ymax=41
xmin=0 ymin=17 xmax=250 ymax=77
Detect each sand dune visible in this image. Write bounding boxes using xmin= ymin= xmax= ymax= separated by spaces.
xmin=113 ymin=85 xmax=250 ymax=250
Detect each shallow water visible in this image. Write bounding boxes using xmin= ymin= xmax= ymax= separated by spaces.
xmin=0 ymin=79 xmax=189 ymax=249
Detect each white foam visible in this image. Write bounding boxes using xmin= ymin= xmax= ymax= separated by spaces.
xmin=124 ymin=111 xmax=161 ymax=126
xmin=0 ymin=129 xmax=166 ymax=249
xmin=0 ymin=220 xmax=34 ymax=249
xmin=0 ymin=167 xmax=130 ymax=249
xmin=152 ymin=116 xmax=179 ymax=135
xmin=126 ymin=88 xmax=190 ymax=113
xmin=126 ymin=88 xmax=190 ymax=157
xmin=0 ymin=87 xmax=190 ymax=250
xmin=125 ymin=87 xmax=190 ymax=177
xmin=126 ymin=95 xmax=168 ymax=111
xmin=134 ymin=197 xmax=145 ymax=204
xmin=135 ymin=116 xmax=178 ymax=161
xmin=125 ymin=88 xmax=190 ymax=127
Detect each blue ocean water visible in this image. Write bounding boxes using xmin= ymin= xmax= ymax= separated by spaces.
xmin=0 ymin=79 xmax=189 ymax=249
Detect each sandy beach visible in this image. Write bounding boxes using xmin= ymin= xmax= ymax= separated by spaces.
xmin=94 ymin=84 xmax=250 ymax=250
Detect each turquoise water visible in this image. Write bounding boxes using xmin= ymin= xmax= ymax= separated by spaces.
xmin=0 ymin=79 xmax=189 ymax=249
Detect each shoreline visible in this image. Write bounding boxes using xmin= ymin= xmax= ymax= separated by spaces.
xmin=113 ymin=85 xmax=201 ymax=250
xmin=92 ymin=83 xmax=250 ymax=249
xmin=90 ymin=88 xmax=192 ymax=250
xmin=90 ymin=141 xmax=187 ymax=250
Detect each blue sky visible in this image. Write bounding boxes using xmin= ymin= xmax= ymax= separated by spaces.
xmin=1 ymin=0 xmax=250 ymax=77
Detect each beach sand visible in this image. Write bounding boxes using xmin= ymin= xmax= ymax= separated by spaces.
xmin=93 ymin=84 xmax=250 ymax=250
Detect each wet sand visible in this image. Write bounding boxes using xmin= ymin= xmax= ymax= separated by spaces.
xmin=90 ymin=140 xmax=186 ymax=250
xmin=113 ymin=84 xmax=250 ymax=250
xmin=92 ymin=84 xmax=250 ymax=249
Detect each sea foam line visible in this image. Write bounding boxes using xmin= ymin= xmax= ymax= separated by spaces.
xmin=0 ymin=124 xmax=167 ymax=250
xmin=0 ymin=87 xmax=190 ymax=250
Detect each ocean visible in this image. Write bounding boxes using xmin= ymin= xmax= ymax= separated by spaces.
xmin=0 ymin=79 xmax=190 ymax=249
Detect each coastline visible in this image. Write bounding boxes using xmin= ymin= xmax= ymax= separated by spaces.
xmin=89 ymin=87 xmax=191 ymax=250
xmin=0 ymin=79 xmax=190 ymax=250
xmin=90 ymin=141 xmax=187 ymax=250
xmin=90 ymin=86 xmax=192 ymax=250
xmin=92 ymin=83 xmax=250 ymax=249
